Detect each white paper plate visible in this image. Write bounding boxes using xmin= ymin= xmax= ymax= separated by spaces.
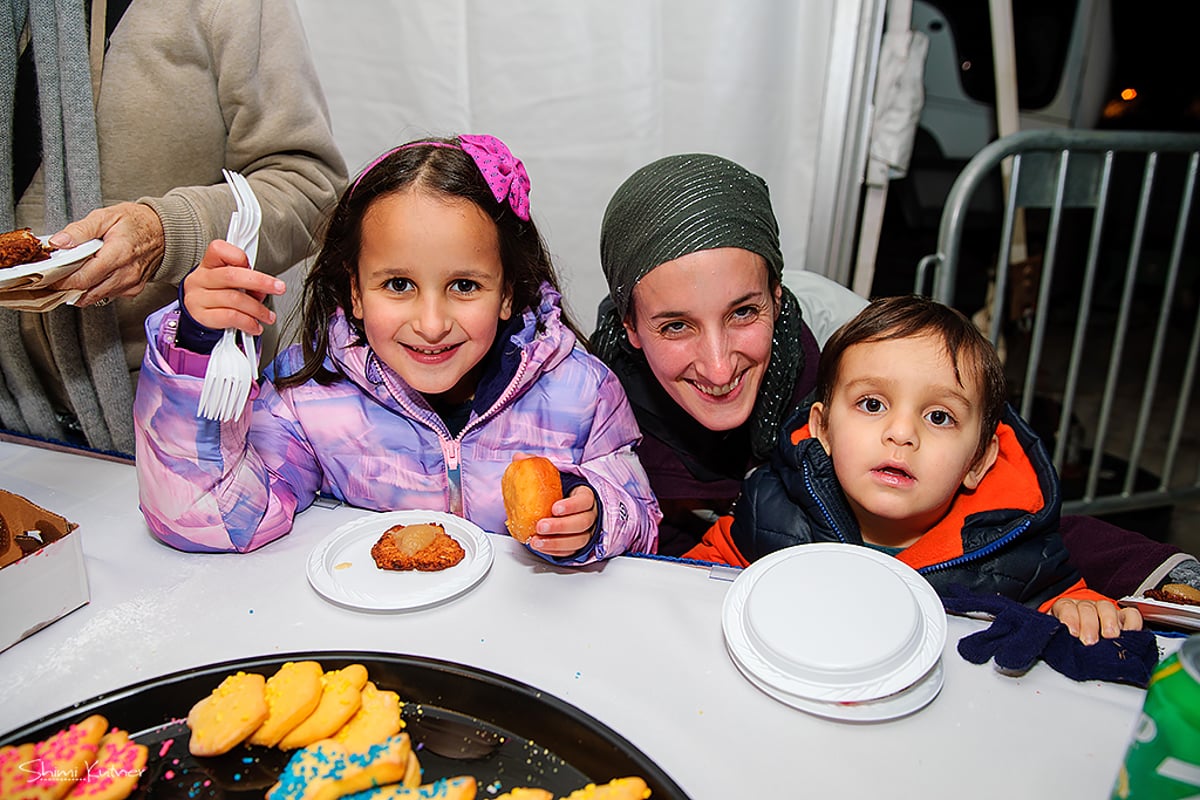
xmin=727 ymin=638 xmax=945 ymax=722
xmin=1119 ymin=595 xmax=1200 ymax=632
xmin=722 ymin=543 xmax=947 ymax=704
xmin=307 ymin=510 xmax=494 ymax=611
xmin=0 ymin=237 xmax=102 ymax=289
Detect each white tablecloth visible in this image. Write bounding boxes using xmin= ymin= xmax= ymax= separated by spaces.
xmin=0 ymin=440 xmax=1163 ymax=799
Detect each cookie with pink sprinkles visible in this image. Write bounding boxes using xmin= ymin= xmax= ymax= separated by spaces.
xmin=63 ymin=730 xmax=148 ymax=800
xmin=0 ymin=715 xmax=107 ymax=800
xmin=0 ymin=742 xmax=38 ymax=799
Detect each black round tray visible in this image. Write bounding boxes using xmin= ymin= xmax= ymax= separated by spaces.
xmin=1 ymin=651 xmax=690 ymax=799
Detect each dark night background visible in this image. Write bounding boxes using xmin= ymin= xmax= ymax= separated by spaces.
xmin=1103 ymin=2 xmax=1200 ymax=134
xmin=862 ymin=1 xmax=1200 ymax=545
xmin=869 ymin=0 xmax=1200 ymax=300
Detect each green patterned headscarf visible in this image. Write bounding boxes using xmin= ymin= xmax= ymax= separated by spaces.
xmin=598 ymin=153 xmax=784 ymax=318
xmin=592 ymin=153 xmax=805 ymax=461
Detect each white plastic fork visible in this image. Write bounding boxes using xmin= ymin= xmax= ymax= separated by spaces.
xmin=196 ymin=171 xmax=262 ymax=422
xmin=197 ymin=323 xmax=252 ymax=421
xmin=227 ymin=171 xmax=262 ymax=377
xmin=196 ymin=216 xmax=252 ymax=421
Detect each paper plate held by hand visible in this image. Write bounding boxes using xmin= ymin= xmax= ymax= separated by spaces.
xmin=0 ymin=237 xmax=101 ymax=291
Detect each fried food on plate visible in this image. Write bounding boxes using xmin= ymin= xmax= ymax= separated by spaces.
xmin=0 ymin=227 xmax=55 ymax=269
xmin=370 ymin=523 xmax=465 ymax=572
xmin=1144 ymin=582 xmax=1200 ymax=607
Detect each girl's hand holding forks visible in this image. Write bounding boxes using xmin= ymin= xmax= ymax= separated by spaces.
xmin=183 ymin=240 xmax=286 ymax=336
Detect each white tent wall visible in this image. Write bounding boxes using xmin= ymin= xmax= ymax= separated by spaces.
xmin=291 ymin=0 xmax=884 ymax=326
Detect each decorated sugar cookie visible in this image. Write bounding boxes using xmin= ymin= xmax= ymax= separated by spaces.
xmin=563 ymin=777 xmax=651 ymax=800
xmin=351 ymin=775 xmax=478 ymax=800
xmin=247 ymin=661 xmax=324 ymax=748
xmin=278 ymin=664 xmax=369 ymax=750
xmin=64 ymin=730 xmax=147 ymax=800
xmin=333 ymin=681 xmax=403 ymax=752
xmin=21 ymin=715 xmax=109 ymax=800
xmin=267 ymin=733 xmax=411 ymax=800
xmin=495 ymin=788 xmax=553 ymax=800
xmin=0 ymin=743 xmax=37 ymax=799
xmin=186 ymin=671 xmax=269 ymax=757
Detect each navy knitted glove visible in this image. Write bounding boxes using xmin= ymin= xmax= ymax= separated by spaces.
xmin=941 ymin=585 xmax=1060 ymax=674
xmin=941 ymin=585 xmax=1161 ymax=687
xmin=1039 ymin=625 xmax=1160 ymax=687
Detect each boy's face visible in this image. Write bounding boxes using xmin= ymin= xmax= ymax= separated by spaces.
xmin=809 ymin=333 xmax=999 ymax=548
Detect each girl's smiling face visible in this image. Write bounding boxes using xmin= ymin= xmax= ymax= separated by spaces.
xmin=351 ymin=189 xmax=512 ymax=403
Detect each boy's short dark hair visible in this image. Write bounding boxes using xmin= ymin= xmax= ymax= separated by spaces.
xmin=816 ymin=295 xmax=1008 ymax=460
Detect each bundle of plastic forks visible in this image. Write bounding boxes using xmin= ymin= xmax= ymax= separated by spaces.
xmin=196 ymin=170 xmax=262 ymax=422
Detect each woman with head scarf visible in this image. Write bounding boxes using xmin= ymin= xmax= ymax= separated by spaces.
xmin=591 ymin=153 xmax=832 ymax=555
xmin=590 ymin=153 xmax=1200 ymax=602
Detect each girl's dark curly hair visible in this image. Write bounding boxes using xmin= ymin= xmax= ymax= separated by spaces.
xmin=275 ymin=136 xmax=586 ymax=390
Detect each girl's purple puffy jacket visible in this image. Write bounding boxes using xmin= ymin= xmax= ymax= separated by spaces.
xmin=134 ymin=285 xmax=661 ymax=561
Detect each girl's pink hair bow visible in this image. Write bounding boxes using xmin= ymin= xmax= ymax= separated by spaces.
xmin=458 ymin=134 xmax=532 ymax=221
xmin=349 ymin=134 xmax=532 ymax=221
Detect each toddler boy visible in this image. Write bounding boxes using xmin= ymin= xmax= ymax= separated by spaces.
xmin=686 ymin=295 xmax=1142 ymax=643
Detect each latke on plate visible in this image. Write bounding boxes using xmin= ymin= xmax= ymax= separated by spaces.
xmin=0 ymin=227 xmax=55 ymax=269
xmin=370 ymin=523 xmax=465 ymax=572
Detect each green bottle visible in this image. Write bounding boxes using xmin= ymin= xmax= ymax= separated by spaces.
xmin=1111 ymin=634 xmax=1200 ymax=799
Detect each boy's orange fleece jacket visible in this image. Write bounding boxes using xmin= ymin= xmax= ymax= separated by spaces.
xmin=686 ymin=419 xmax=1114 ymax=614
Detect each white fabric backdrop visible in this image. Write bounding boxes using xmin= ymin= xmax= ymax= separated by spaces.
xmin=292 ymin=1 xmax=880 ymax=326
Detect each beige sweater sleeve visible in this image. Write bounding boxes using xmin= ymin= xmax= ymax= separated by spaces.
xmin=135 ymin=0 xmax=348 ymax=286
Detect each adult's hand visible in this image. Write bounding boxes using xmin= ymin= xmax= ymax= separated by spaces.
xmin=49 ymin=202 xmax=166 ymax=307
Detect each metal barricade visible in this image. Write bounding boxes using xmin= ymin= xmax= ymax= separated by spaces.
xmin=916 ymin=129 xmax=1200 ymax=520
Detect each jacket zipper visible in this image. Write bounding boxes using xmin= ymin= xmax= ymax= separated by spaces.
xmin=917 ymin=519 xmax=1032 ymax=576
xmin=462 ymin=353 xmax=531 ymax=436
xmin=443 ymin=438 xmax=463 ymax=516
xmin=803 ymin=458 xmax=1033 ymax=573
xmin=802 ymin=460 xmax=849 ymax=544
xmin=443 ymin=438 xmax=461 ymax=472
xmin=372 ymin=353 xmax=459 ymax=510
xmin=452 ymin=353 xmax=531 ymax=520
xmin=373 ymin=350 xmax=532 ymax=518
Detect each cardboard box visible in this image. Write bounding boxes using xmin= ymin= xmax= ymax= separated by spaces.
xmin=0 ymin=489 xmax=88 ymax=652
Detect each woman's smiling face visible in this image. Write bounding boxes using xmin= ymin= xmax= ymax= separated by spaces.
xmin=622 ymin=247 xmax=779 ymax=432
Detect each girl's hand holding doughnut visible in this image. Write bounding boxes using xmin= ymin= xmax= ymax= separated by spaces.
xmin=528 ymin=485 xmax=599 ymax=558
xmin=502 ymin=455 xmax=598 ymax=558
xmin=183 ymin=239 xmax=286 ymax=335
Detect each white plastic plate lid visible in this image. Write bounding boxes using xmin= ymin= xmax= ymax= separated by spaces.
xmin=722 ymin=542 xmax=947 ymax=703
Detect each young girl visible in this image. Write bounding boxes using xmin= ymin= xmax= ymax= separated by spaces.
xmin=134 ymin=134 xmax=661 ymax=562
